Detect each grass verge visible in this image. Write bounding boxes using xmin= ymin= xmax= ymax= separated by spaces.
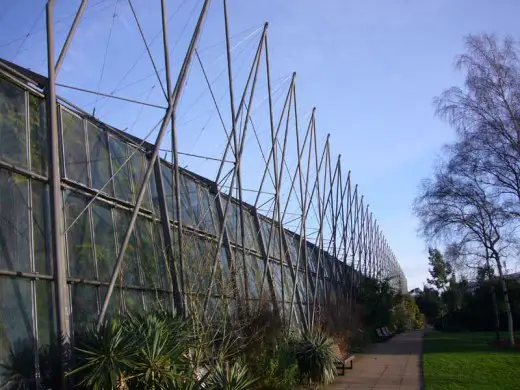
xmin=423 ymin=332 xmax=520 ymax=390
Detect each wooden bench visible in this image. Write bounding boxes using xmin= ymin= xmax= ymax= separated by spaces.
xmin=375 ymin=327 xmax=391 ymax=341
xmin=332 ymin=344 xmax=355 ymax=376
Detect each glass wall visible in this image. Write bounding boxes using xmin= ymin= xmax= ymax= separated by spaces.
xmin=0 ymin=69 xmax=406 ymax=383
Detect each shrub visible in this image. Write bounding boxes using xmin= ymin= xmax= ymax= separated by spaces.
xmin=252 ymin=341 xmax=299 ymax=390
xmin=293 ymin=331 xmax=336 ymax=385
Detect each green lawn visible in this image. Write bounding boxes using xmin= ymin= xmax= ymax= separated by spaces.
xmin=423 ymin=332 xmax=520 ymax=390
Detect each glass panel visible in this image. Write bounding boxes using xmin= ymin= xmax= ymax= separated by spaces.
xmin=219 ymin=247 xmax=232 ymax=296
xmin=158 ymin=163 xmax=176 ymax=220
xmin=260 ymin=218 xmax=281 ymax=259
xmin=149 ymin=162 xmax=159 ymax=215
xmin=184 ymin=235 xmax=203 ymax=293
xmin=114 ymin=209 xmax=141 ymax=286
xmin=180 ymin=174 xmax=196 ymax=227
xmin=198 ymin=187 xmax=217 ymax=234
xmin=0 ymin=77 xmax=27 ymax=168
xmin=129 ymin=147 xmax=152 ymax=209
xmin=29 ymin=94 xmax=47 ymax=175
xmin=109 ymin=136 xmax=133 ymax=202
xmin=0 ymin=277 xmax=33 ymax=374
xmin=152 ymin=221 xmax=171 ymax=290
xmin=297 ymin=270 xmax=306 ymax=303
xmin=70 ymin=284 xmax=98 ymax=332
xmin=62 ymin=109 xmax=88 ymax=185
xmin=245 ymin=255 xmax=260 ymax=298
xmin=32 ymin=181 xmax=52 ymax=275
xmin=64 ymin=191 xmax=95 ymax=279
xmin=92 ymin=202 xmax=116 ymax=282
xmin=144 ymin=291 xmax=171 ymax=312
xmin=0 ymin=170 xmax=30 ymax=272
xmin=269 ymin=261 xmax=282 ymax=301
xmin=99 ymin=286 xmax=123 ymax=319
xmin=242 ymin=211 xmax=259 ymax=252
xmin=87 ymin=122 xmax=113 ymax=196
xmin=283 ymin=266 xmax=294 ymax=301
xmin=124 ymin=289 xmax=143 ymax=314
xmin=136 ymin=217 xmax=164 ymax=289
xmin=36 ymin=280 xmax=56 ymax=346
xmin=307 ymin=246 xmax=317 ymax=273
xmin=224 ymin=201 xmax=239 ymax=243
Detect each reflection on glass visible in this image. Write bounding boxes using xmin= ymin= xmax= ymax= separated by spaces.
xmin=260 ymin=218 xmax=281 ymax=259
xmin=180 ymin=174 xmax=196 ymax=227
xmin=87 ymin=122 xmax=113 ymax=196
xmin=136 ymin=217 xmax=163 ymax=289
xmin=0 ymin=77 xmax=27 ymax=168
xmin=114 ymin=209 xmax=141 ymax=286
xmin=124 ymin=289 xmax=143 ymax=313
xmin=0 ymin=169 xmax=30 ymax=272
xmin=36 ymin=280 xmax=56 ymax=346
xmin=29 ymin=94 xmax=48 ymax=175
xmin=159 ymin=163 xmax=176 ymax=220
xmin=109 ymin=137 xmax=133 ymax=202
xmin=64 ymin=191 xmax=95 ymax=279
xmin=62 ymin=109 xmax=88 ymax=185
xmin=70 ymin=284 xmax=98 ymax=333
xmin=129 ymin=147 xmax=152 ymax=209
xmin=32 ymin=181 xmax=52 ymax=275
xmin=0 ymin=277 xmax=33 ymax=373
xmin=92 ymin=202 xmax=116 ymax=282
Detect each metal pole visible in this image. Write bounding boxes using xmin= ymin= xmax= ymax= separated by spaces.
xmin=222 ymin=0 xmax=250 ymax=308
xmin=273 ymin=78 xmax=293 ymax=321
xmin=46 ymin=1 xmax=69 ymax=387
xmin=153 ymin=161 xmax=183 ymax=313
xmin=215 ymin=25 xmax=268 ymax=184
xmin=97 ymin=0 xmax=212 ymax=328
xmin=161 ymin=0 xmax=187 ymax=313
xmin=202 ymin=29 xmax=264 ymax=314
xmin=55 ymin=0 xmax=88 ymax=75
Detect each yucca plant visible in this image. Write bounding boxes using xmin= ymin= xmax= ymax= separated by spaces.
xmin=69 ymin=311 xmax=196 ymax=390
xmin=294 ymin=331 xmax=336 ymax=385
xmin=206 ymin=361 xmax=257 ymax=390
xmin=69 ymin=318 xmax=136 ymax=390
xmin=125 ymin=311 xmax=194 ymax=390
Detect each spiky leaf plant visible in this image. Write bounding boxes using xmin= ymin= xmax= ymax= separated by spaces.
xmin=206 ymin=361 xmax=257 ymax=390
xmin=294 ymin=331 xmax=337 ymax=385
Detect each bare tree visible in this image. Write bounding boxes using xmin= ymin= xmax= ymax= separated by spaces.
xmin=414 ymin=158 xmax=516 ymax=346
xmin=434 ymin=34 xmax=520 ymax=218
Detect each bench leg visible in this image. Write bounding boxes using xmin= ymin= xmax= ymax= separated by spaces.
xmin=348 ymin=359 xmax=353 ymax=369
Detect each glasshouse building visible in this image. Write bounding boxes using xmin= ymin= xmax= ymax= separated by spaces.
xmin=0 ymin=55 xmax=406 ymax=374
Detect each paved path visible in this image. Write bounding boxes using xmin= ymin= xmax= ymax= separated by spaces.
xmin=326 ymin=330 xmax=424 ymax=390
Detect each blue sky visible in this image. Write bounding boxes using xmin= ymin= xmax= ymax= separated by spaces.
xmin=2 ymin=0 xmax=520 ymax=289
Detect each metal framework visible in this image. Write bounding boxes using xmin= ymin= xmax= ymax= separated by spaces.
xmin=0 ymin=1 xmax=407 ymax=386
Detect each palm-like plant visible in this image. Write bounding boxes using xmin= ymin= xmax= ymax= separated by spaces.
xmin=206 ymin=361 xmax=257 ymax=390
xmin=294 ymin=331 xmax=336 ymax=385
xmin=125 ymin=311 xmax=194 ymax=390
xmin=69 ymin=311 xmax=196 ymax=390
xmin=70 ymin=318 xmax=135 ymax=390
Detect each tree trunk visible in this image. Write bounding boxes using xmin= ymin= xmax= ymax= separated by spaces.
xmin=489 ymin=282 xmax=501 ymax=342
xmin=495 ymin=254 xmax=515 ymax=347
xmin=486 ymin=257 xmax=500 ymax=342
